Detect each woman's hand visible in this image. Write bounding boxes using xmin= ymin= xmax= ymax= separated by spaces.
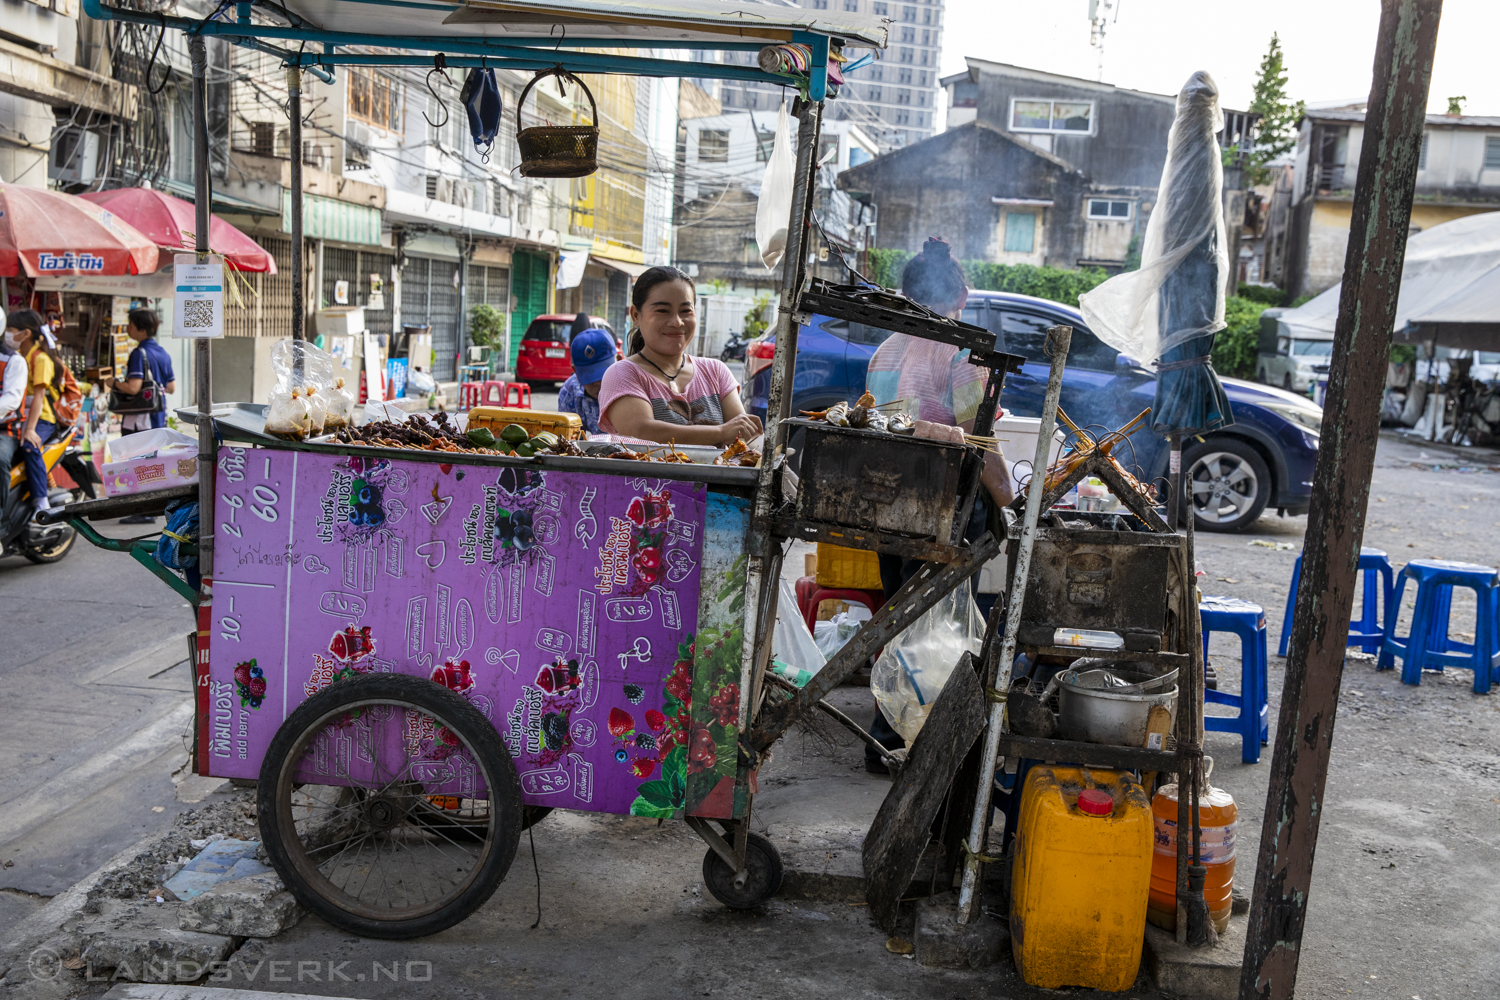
xmin=719 ymin=413 xmax=763 ymax=445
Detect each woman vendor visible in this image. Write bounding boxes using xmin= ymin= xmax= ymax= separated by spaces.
xmin=598 ymin=266 xmax=762 ymax=446
xmin=863 ymin=237 xmax=1014 ymax=771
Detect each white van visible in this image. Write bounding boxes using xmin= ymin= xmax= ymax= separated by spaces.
xmin=1255 ymin=308 xmax=1333 ymax=392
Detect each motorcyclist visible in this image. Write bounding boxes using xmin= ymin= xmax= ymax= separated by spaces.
xmin=0 ymin=325 xmax=28 ymax=513
xmin=3 ymin=309 xmax=64 ymax=519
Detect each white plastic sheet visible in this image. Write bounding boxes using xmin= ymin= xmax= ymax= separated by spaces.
xmin=756 ymin=103 xmax=795 ymax=271
xmin=1078 ymin=71 xmax=1229 ymax=364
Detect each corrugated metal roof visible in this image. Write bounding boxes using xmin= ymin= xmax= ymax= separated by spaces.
xmin=1306 ymin=108 xmax=1500 ymax=128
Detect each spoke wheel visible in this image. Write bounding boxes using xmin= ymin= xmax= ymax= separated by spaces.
xmin=1185 ymin=440 xmax=1271 ymax=532
xmin=258 ymin=673 xmax=521 ymax=939
xmin=702 ymin=831 xmax=783 ymax=909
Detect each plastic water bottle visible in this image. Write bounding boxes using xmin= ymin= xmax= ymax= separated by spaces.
xmin=1147 ymin=783 xmax=1238 ymax=933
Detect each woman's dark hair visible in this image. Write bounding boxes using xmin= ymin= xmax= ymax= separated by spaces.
xmin=900 ymin=237 xmax=968 ymax=314
xmin=128 ymin=308 xmax=160 ymax=338
xmin=568 ymin=311 xmax=591 ymax=339
xmin=5 ymin=309 xmax=64 ymax=391
xmin=626 ymin=265 xmax=696 ymax=357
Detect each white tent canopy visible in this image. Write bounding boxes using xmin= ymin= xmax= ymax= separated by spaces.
xmin=1278 ymin=211 xmax=1500 ymax=350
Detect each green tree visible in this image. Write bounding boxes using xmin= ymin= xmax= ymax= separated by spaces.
xmin=469 ymin=303 xmax=507 ymax=349
xmin=1246 ymin=34 xmax=1306 ymax=186
xmin=743 ymin=295 xmax=773 ymax=338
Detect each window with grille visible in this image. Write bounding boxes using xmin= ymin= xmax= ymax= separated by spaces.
xmin=425 ymin=174 xmax=439 ymax=199
xmin=873 ymin=1 xmax=887 ymax=13
xmin=811 ymin=0 xmax=827 ymax=7
xmin=844 ymin=0 xmax=859 ymax=9
xmin=1485 ymin=136 xmax=1500 ymax=170
xmin=900 ymin=27 xmax=914 ymax=42
xmin=348 ymin=69 xmax=402 ymax=132
xmin=492 ymin=180 xmax=511 ymax=216
xmin=901 ymin=4 xmax=915 ymax=20
xmin=698 ymin=129 xmax=729 ymax=162
xmin=1418 ymin=133 xmax=1429 ymax=170
xmin=899 ymin=48 xmax=912 ymax=62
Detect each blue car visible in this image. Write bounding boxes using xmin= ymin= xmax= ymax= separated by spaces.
xmin=743 ymin=289 xmax=1322 ymax=532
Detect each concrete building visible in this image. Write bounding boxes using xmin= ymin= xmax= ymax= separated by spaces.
xmin=842 ymin=58 xmax=1254 ymax=275
xmin=1282 ymin=105 xmax=1500 ymax=299
xmin=696 ymin=0 xmax=943 ymax=153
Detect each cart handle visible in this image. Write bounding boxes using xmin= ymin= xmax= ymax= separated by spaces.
xmin=68 ymin=518 xmax=202 ymax=606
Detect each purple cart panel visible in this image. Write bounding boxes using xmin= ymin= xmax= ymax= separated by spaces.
xmin=206 ymin=445 xmax=706 ymax=816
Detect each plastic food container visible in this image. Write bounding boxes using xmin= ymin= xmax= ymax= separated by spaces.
xmin=467 ymin=406 xmax=583 ymax=440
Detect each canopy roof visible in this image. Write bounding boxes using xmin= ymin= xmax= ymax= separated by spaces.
xmin=80 ymin=188 xmax=277 ymax=274
xmin=1277 ymin=211 xmax=1500 ymax=351
xmin=0 ymin=183 xmax=158 ymax=279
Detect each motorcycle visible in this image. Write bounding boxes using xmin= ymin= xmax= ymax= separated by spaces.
xmin=719 ymin=332 xmax=748 ymax=363
xmin=1 ymin=425 xmax=96 ymax=564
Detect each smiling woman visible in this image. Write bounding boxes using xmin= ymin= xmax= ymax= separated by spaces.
xmin=597 ymin=266 xmax=762 ymax=446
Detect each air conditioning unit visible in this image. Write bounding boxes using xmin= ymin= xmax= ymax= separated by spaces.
xmin=344 ymin=121 xmax=371 ymax=168
xmin=51 ymin=128 xmax=100 ymax=184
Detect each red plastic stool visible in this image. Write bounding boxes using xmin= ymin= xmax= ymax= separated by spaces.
xmin=458 ymin=383 xmax=482 ymax=410
xmin=503 ymin=382 xmax=532 ymax=409
xmin=479 ymin=381 xmax=508 ymax=406
xmin=794 ymin=575 xmax=884 ymax=635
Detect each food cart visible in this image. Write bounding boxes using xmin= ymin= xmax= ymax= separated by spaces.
xmin=51 ymin=0 xmax=1038 ymax=942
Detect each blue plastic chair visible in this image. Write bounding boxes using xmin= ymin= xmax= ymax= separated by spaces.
xmin=1201 ymin=596 xmax=1270 ymax=764
xmin=1378 ymin=559 xmax=1500 ymax=694
xmin=1280 ymin=547 xmax=1394 ymax=656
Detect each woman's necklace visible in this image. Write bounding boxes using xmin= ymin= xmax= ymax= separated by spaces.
xmin=639 ymin=352 xmax=688 ymax=386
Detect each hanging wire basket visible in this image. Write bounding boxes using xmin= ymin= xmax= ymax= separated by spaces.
xmin=516 ymin=68 xmax=599 ymax=178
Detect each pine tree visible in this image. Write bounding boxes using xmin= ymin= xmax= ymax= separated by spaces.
xmin=1246 ymin=34 xmax=1306 ymax=186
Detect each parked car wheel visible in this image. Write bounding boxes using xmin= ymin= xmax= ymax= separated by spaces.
xmin=1184 ymin=438 xmax=1271 ymax=532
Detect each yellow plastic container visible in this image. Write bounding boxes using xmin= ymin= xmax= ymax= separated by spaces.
xmin=1011 ymin=766 xmax=1153 ymax=992
xmin=814 ymin=542 xmax=882 ymax=590
xmin=1147 ymin=783 xmax=1238 ymax=934
xmin=467 ymin=406 xmax=583 ymax=440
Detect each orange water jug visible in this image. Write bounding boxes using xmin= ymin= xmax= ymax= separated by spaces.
xmin=1147 ymin=783 xmax=1237 ymax=933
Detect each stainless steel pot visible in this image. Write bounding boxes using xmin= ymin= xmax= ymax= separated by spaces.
xmin=1055 ymin=671 xmax=1179 ymax=747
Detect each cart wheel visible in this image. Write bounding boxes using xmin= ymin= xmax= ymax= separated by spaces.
xmin=258 ymin=672 xmax=522 ymax=940
xmin=701 ymin=831 xmax=784 ymax=909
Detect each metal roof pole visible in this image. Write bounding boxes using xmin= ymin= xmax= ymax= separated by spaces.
xmin=1240 ymin=2 xmax=1442 ymax=997
xmin=289 ymin=67 xmax=305 ymax=344
xmin=190 ymin=34 xmax=216 ymax=588
xmin=736 ymin=98 xmax=824 ymax=809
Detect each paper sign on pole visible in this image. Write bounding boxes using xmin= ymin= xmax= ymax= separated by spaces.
xmin=172 ymin=253 xmax=225 ymax=339
xmin=111 ymin=296 xmax=131 ymax=327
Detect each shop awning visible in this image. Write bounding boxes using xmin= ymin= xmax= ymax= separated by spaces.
xmin=0 ymin=183 xmax=158 ymax=278
xmin=80 ymin=187 xmax=277 ymax=273
xmin=281 ymin=192 xmax=384 ymax=246
xmin=592 ymin=256 xmax=650 ymax=278
xmin=32 ymin=266 xmax=176 ymax=298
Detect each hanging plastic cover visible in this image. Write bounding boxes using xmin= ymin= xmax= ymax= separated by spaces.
xmin=460 ymin=68 xmax=504 ymax=158
xmin=1078 ymin=71 xmax=1229 ymax=365
xmin=755 ymin=102 xmax=795 ymax=270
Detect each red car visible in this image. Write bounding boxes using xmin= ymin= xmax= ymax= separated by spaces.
xmin=515 ymin=314 xmax=618 ymax=385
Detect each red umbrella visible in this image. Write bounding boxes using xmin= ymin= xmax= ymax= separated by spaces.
xmin=0 ymin=183 xmax=159 ymax=278
xmin=80 ymin=187 xmax=277 ymax=274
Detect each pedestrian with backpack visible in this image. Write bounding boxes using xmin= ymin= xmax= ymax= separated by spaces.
xmin=112 ymin=308 xmax=177 ymax=523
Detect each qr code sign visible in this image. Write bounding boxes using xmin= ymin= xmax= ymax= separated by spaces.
xmin=183 ymin=299 xmax=216 ymax=329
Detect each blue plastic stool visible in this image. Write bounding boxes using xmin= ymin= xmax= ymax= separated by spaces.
xmin=1201 ymin=596 xmax=1270 ymax=764
xmin=1377 ymin=559 xmax=1500 ymax=694
xmin=1280 ymin=547 xmax=1394 ymax=656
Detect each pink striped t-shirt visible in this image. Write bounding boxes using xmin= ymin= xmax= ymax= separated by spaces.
xmin=598 ymin=357 xmax=740 ymax=435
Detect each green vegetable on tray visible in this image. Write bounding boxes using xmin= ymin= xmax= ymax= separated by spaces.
xmin=467 ymin=427 xmax=497 ymax=447
xmin=500 ymin=423 xmax=531 ymax=445
xmin=513 ymin=442 xmax=536 ymax=457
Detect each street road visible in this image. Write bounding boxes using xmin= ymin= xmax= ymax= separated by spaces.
xmin=0 ymin=516 xmax=205 ymax=940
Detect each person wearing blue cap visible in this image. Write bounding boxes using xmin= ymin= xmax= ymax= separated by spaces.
xmin=556 ymin=327 xmax=616 ymax=434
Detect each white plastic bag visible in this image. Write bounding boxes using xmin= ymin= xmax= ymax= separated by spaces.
xmin=106 ymin=426 xmax=196 ymax=463
xmin=813 ymin=607 xmax=872 ymax=660
xmin=773 ymin=577 xmax=826 ymax=678
xmin=303 ymin=385 xmax=329 ymax=436
xmin=755 ymin=103 xmax=795 ymax=271
xmin=270 ymin=339 xmax=335 ymax=391
xmin=871 ymin=586 xmax=985 ymax=742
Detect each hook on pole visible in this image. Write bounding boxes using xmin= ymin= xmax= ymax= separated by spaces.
xmin=423 ymin=53 xmax=453 ymax=129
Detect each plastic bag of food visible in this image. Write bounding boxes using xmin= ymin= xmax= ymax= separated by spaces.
xmin=871 ymin=584 xmax=985 ymax=742
xmin=303 ymin=385 xmax=329 ymax=436
xmin=265 ymin=386 xmax=313 ymax=441
xmin=270 ymin=339 xmax=335 ymax=391
xmin=324 ymin=376 xmax=356 ymax=431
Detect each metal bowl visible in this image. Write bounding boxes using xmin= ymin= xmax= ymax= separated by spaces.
xmin=1056 ymin=675 xmax=1179 ymax=747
